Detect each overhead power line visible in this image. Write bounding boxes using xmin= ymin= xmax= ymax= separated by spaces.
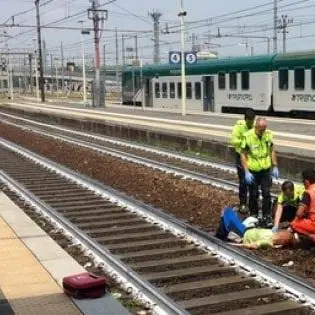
xmin=0 ymin=23 xmax=151 ymax=33
xmin=2 ymin=0 xmax=55 ymax=24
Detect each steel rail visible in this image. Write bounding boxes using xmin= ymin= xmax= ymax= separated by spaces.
xmin=40 ymin=130 xmax=240 ymax=192
xmin=1 ymin=138 xmax=315 ymax=309
xmin=1 ymin=119 xmax=279 ymax=199
xmin=0 ymin=112 xmax=240 ymax=172
xmin=0 ymin=115 xmax=242 ymax=192
xmin=0 ymin=111 xmax=287 ymax=187
xmin=0 ymin=143 xmax=189 ymax=315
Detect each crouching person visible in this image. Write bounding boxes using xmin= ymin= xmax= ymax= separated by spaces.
xmin=215 ymin=207 xmax=294 ymax=249
xmin=272 ymin=181 xmax=304 ymax=232
xmin=291 ymin=169 xmax=315 ymax=237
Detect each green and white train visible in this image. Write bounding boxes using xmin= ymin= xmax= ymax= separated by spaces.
xmin=122 ymin=51 xmax=315 ymax=116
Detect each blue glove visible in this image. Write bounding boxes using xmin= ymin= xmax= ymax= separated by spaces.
xmin=245 ymin=171 xmax=254 ymax=184
xmin=272 ymin=167 xmax=279 ymax=179
xmin=272 ymin=226 xmax=279 ymax=233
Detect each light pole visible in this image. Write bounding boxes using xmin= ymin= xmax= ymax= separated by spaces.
xmin=54 ymin=57 xmax=59 ymax=99
xmin=8 ymin=49 xmax=13 ymax=100
xmin=178 ymin=0 xmax=187 ymax=116
xmin=78 ymin=20 xmax=90 ymax=105
xmin=3 ymin=31 xmax=13 ymax=100
xmin=103 ymin=44 xmax=106 ymax=91
xmin=33 ymin=38 xmax=40 ymax=103
xmin=140 ymin=59 xmax=144 ymax=110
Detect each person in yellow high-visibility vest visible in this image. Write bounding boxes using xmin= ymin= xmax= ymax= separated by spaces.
xmin=241 ymin=118 xmax=279 ymax=225
xmin=231 ymin=108 xmax=256 ymax=213
xmin=272 ymin=181 xmax=304 ymax=232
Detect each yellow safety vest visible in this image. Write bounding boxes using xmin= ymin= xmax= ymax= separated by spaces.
xmin=241 ymin=129 xmax=273 ymax=172
xmin=231 ymin=120 xmax=251 ymax=154
xmin=277 ymin=184 xmax=304 ymax=207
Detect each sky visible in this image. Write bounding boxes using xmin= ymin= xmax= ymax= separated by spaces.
xmin=1 ymin=0 xmax=315 ymax=66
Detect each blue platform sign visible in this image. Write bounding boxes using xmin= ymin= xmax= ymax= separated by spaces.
xmin=185 ymin=52 xmax=197 ymax=64
xmin=169 ymin=51 xmax=181 ymax=64
xmin=169 ymin=51 xmax=197 ymax=65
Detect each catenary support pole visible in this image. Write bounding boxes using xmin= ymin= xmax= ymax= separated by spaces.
xmin=103 ymin=44 xmax=106 ymax=91
xmin=88 ymin=0 xmax=107 ymax=107
xmin=273 ymin=0 xmax=277 ymax=53
xmin=134 ymin=35 xmax=138 ymax=60
xmin=29 ymin=54 xmax=33 ymax=94
xmin=61 ymin=41 xmax=64 ymax=90
xmin=35 ymin=0 xmax=45 ymax=102
xmin=179 ymin=0 xmax=186 ymax=116
xmin=149 ymin=10 xmax=162 ymax=64
xmin=115 ymin=27 xmax=120 ymax=102
xmin=122 ymin=34 xmax=125 ymax=65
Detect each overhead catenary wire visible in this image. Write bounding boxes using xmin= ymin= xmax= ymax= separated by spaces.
xmin=2 ymin=0 xmax=56 ymax=24
xmin=2 ymin=0 xmax=308 ymax=46
xmin=2 ymin=0 xmax=315 ymax=65
xmin=0 ymin=0 xmax=116 ymax=45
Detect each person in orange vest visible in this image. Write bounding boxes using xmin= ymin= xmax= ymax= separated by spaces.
xmin=290 ymin=168 xmax=315 ymax=237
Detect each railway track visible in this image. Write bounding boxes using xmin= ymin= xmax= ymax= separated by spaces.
xmin=0 ymin=138 xmax=314 ymax=314
xmin=0 ymin=112 xmax=282 ymax=197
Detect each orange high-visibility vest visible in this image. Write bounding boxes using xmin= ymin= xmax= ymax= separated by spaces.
xmin=306 ymin=184 xmax=315 ymax=221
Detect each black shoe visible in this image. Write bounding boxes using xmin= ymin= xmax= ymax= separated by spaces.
xmin=259 ymin=216 xmax=273 ymax=228
xmin=249 ymin=212 xmax=258 ymax=218
xmin=235 ymin=204 xmax=249 ymax=214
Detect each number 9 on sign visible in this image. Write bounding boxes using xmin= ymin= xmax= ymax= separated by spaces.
xmin=185 ymin=53 xmax=197 ymax=64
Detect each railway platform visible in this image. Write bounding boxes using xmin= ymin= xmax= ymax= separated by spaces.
xmin=1 ymin=98 xmax=315 ymax=179
xmin=0 ymin=191 xmax=130 ymax=315
xmin=1 ymin=99 xmax=315 ymax=158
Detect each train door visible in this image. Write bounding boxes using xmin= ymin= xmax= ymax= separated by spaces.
xmin=203 ymin=76 xmax=215 ymax=112
xmin=144 ymin=78 xmax=153 ymax=107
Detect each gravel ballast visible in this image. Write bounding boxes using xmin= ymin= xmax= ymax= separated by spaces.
xmin=1 ymin=122 xmax=315 ymax=283
xmin=0 ymin=122 xmax=237 ymax=230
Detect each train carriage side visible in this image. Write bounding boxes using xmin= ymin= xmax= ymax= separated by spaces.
xmin=212 ymin=55 xmax=274 ymax=113
xmin=122 ymin=55 xmax=274 ymax=113
xmin=272 ymin=51 xmax=315 ymax=115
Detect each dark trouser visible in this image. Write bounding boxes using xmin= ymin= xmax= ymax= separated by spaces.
xmin=236 ymin=153 xmax=247 ymax=205
xmin=248 ymin=169 xmax=272 ymax=217
xmin=272 ymin=199 xmax=297 ymax=223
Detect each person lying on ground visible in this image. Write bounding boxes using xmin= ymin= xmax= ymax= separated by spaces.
xmin=272 ymin=181 xmax=304 ymax=232
xmin=215 ymin=207 xmax=295 ymax=249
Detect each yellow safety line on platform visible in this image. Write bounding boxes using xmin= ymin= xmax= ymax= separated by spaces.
xmin=0 ymin=216 xmax=81 ymax=315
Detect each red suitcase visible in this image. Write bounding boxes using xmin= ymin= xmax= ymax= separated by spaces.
xmin=62 ymin=272 xmax=110 ymax=299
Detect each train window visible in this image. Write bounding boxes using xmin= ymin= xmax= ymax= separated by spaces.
xmin=162 ymin=82 xmax=168 ymax=98
xmin=177 ymin=82 xmax=182 ymax=99
xmin=312 ymin=68 xmax=315 ymax=90
xmin=294 ymin=67 xmax=305 ymax=90
xmin=279 ymin=69 xmax=288 ymax=90
xmin=229 ymin=71 xmax=237 ymax=90
xmin=195 ymin=82 xmax=201 ymax=99
xmin=218 ymin=72 xmax=225 ymax=90
xmin=155 ymin=82 xmax=160 ymax=98
xmin=170 ymin=82 xmax=175 ymax=98
xmin=186 ymin=82 xmax=192 ymax=99
xmin=241 ymin=71 xmax=250 ymax=90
